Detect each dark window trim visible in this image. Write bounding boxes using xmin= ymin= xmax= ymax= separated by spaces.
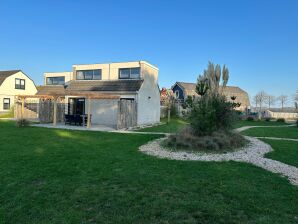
xmin=3 ymin=98 xmax=10 ymax=110
xmin=46 ymin=76 xmax=65 ymax=85
xmin=76 ymin=69 xmax=102 ymax=80
xmin=118 ymin=67 xmax=141 ymax=79
xmin=15 ymin=78 xmax=26 ymax=90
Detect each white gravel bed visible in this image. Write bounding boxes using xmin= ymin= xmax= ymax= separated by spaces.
xmin=139 ymin=136 xmax=298 ymax=185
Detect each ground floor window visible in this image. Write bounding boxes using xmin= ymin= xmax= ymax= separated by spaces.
xmin=3 ymin=98 xmax=10 ymax=110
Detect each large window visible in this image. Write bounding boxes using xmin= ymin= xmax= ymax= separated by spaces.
xmin=76 ymin=70 xmax=101 ymax=80
xmin=119 ymin=67 xmax=140 ymax=79
xmin=3 ymin=98 xmax=10 ymax=110
xmin=15 ymin=78 xmax=25 ymax=90
xmin=46 ymin=76 xmax=65 ymax=85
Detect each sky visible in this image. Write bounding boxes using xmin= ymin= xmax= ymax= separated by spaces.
xmin=0 ymin=0 xmax=297 ymax=105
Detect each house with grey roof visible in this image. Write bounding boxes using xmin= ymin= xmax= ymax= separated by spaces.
xmin=0 ymin=70 xmax=37 ymax=113
xmin=36 ymin=61 xmax=160 ymax=128
xmin=172 ymin=82 xmax=250 ymax=111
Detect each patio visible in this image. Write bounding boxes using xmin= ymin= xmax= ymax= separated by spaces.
xmin=31 ymin=123 xmax=116 ymax=132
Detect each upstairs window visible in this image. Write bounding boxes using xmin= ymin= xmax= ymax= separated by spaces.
xmin=76 ymin=69 xmax=101 ymax=80
xmin=3 ymin=98 xmax=10 ymax=110
xmin=46 ymin=76 xmax=65 ymax=85
xmin=119 ymin=67 xmax=140 ymax=79
xmin=15 ymin=78 xmax=25 ymax=90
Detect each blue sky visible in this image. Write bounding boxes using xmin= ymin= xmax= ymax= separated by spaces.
xmin=0 ymin=0 xmax=297 ymax=104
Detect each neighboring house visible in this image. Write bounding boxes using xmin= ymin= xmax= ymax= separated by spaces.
xmin=172 ymin=82 xmax=250 ymax=111
xmin=0 ymin=70 xmax=37 ymax=113
xmin=36 ymin=61 xmax=160 ymax=128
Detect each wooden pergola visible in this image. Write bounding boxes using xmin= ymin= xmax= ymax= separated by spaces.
xmin=17 ymin=92 xmax=120 ymax=128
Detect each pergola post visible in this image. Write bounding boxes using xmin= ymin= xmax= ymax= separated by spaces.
xmin=87 ymin=97 xmax=91 ymax=129
xmin=53 ymin=97 xmax=57 ymax=126
xmin=21 ymin=97 xmax=25 ymax=120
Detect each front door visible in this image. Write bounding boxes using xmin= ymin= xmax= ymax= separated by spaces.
xmin=68 ymin=98 xmax=85 ymax=115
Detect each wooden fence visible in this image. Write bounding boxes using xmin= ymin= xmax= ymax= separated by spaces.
xmin=14 ymin=98 xmax=65 ymax=123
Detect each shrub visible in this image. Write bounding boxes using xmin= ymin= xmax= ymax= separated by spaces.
xmin=188 ymin=94 xmax=237 ymax=136
xmin=164 ymin=126 xmax=246 ymax=152
xmin=296 ymin=119 xmax=298 ymax=127
xmin=264 ymin=117 xmax=271 ymax=122
xmin=16 ymin=119 xmax=30 ymax=128
xmin=276 ymin=118 xmax=285 ymax=123
xmin=246 ymin=116 xmax=254 ymax=121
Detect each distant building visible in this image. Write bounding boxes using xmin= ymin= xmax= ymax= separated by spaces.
xmin=0 ymin=70 xmax=37 ymax=113
xmin=171 ymin=82 xmax=250 ymax=111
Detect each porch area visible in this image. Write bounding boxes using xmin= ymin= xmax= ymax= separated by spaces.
xmin=15 ymin=91 xmax=138 ymax=130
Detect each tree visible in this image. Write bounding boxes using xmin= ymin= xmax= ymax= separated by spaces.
xmin=266 ymin=95 xmax=276 ymax=109
xmin=254 ymin=91 xmax=268 ymax=111
xmin=278 ymin=95 xmax=288 ymax=111
xmin=293 ymin=90 xmax=298 ymax=102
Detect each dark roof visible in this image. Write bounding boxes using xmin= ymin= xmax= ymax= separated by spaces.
xmin=36 ymin=85 xmax=66 ymax=95
xmin=66 ymin=80 xmax=144 ymax=92
xmin=0 ymin=70 xmax=21 ymax=86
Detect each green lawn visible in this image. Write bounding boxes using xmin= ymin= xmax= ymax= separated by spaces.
xmin=262 ymin=139 xmax=298 ymax=167
xmin=1 ymin=120 xmax=298 ymax=223
xmin=138 ymin=118 xmax=189 ymax=133
xmin=242 ymin=126 xmax=298 ymax=139
xmin=233 ymin=120 xmax=289 ymax=128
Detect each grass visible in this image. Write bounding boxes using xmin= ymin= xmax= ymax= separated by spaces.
xmin=138 ymin=117 xmax=189 ymax=133
xmin=233 ymin=120 xmax=289 ymax=128
xmin=1 ymin=120 xmax=298 ymax=223
xmin=262 ymin=139 xmax=298 ymax=167
xmin=241 ymin=126 xmax=298 ymax=139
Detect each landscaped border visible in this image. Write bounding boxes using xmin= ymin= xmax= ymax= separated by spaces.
xmin=139 ymin=136 xmax=298 ymax=185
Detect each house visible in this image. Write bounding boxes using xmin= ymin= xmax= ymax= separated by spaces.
xmin=172 ymin=82 xmax=250 ymax=111
xmin=36 ymin=61 xmax=160 ymax=128
xmin=0 ymin=70 xmax=37 ymax=113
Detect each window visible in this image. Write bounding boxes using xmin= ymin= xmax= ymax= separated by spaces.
xmin=3 ymin=98 xmax=10 ymax=110
xmin=15 ymin=78 xmax=25 ymax=90
xmin=119 ymin=67 xmax=140 ymax=79
xmin=46 ymin=76 xmax=65 ymax=85
xmin=76 ymin=70 xmax=102 ymax=80
xmin=175 ymin=90 xmax=179 ymax=99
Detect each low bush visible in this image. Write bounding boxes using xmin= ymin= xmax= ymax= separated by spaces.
xmin=264 ymin=117 xmax=271 ymax=122
xmin=246 ymin=116 xmax=254 ymax=121
xmin=276 ymin=118 xmax=285 ymax=123
xmin=164 ymin=126 xmax=247 ymax=152
xmin=296 ymin=119 xmax=298 ymax=127
xmin=16 ymin=119 xmax=30 ymax=128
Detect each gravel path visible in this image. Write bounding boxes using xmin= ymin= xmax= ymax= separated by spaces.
xmin=139 ymin=136 xmax=298 ymax=185
xmin=256 ymin=137 xmax=298 ymax=142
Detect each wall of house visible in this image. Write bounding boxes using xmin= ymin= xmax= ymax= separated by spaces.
xmin=137 ymin=63 xmax=160 ymax=125
xmin=172 ymin=84 xmax=185 ymax=100
xmin=44 ymin=72 xmax=73 ymax=85
xmin=0 ymin=71 xmax=37 ymax=112
xmin=72 ymin=61 xmax=158 ymax=81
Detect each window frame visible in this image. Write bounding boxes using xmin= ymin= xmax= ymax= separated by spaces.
xmin=3 ymin=98 xmax=10 ymax=110
xmin=15 ymin=78 xmax=25 ymax=90
xmin=76 ymin=69 xmax=102 ymax=80
xmin=46 ymin=76 xmax=65 ymax=85
xmin=119 ymin=67 xmax=141 ymax=79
